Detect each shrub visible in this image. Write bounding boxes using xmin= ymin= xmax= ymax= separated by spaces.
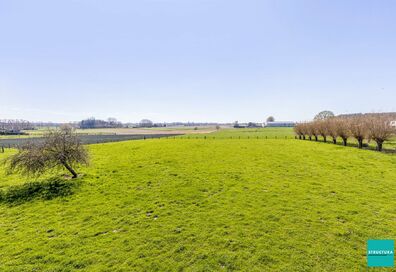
xmin=4 ymin=126 xmax=89 ymax=178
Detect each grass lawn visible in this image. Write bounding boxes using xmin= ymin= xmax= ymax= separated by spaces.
xmin=180 ymin=127 xmax=295 ymax=139
xmin=0 ymin=131 xmax=395 ymax=271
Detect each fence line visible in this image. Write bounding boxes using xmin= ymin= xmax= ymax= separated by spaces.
xmin=0 ymin=135 xmax=299 ymax=151
xmin=163 ymin=136 xmax=297 ymax=140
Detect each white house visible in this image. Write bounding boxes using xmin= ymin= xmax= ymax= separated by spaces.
xmin=265 ymin=121 xmax=295 ymax=127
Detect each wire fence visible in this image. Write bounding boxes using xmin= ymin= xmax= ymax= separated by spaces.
xmin=163 ymin=135 xmax=297 ymax=140
xmin=0 ymin=135 xmax=298 ymax=152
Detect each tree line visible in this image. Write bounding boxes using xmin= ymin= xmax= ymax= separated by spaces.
xmin=79 ymin=117 xmax=123 ymax=129
xmin=0 ymin=119 xmax=33 ymax=134
xmin=294 ymin=114 xmax=396 ymax=151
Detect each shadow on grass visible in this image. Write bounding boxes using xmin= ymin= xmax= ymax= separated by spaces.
xmin=0 ymin=178 xmax=78 ymax=205
xmin=300 ymin=138 xmax=396 ymax=154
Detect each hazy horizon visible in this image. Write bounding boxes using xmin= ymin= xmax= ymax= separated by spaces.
xmin=1 ymin=0 xmax=396 ymax=123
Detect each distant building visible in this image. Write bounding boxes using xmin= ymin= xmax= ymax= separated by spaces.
xmin=391 ymin=120 xmax=396 ymax=127
xmin=233 ymin=121 xmax=262 ymax=128
xmin=234 ymin=123 xmax=247 ymax=128
xmin=265 ymin=121 xmax=295 ymax=127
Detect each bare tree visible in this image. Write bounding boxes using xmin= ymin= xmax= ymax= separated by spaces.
xmin=366 ymin=115 xmax=395 ymax=151
xmin=309 ymin=122 xmax=319 ymax=141
xmin=316 ymin=120 xmax=330 ymax=143
xmin=306 ymin=123 xmax=313 ymax=140
xmin=4 ymin=126 xmax=89 ymax=178
xmin=327 ymin=118 xmax=338 ymax=144
xmin=293 ymin=123 xmax=304 ymax=140
xmin=335 ymin=118 xmax=349 ymax=146
xmin=349 ymin=116 xmax=368 ymax=149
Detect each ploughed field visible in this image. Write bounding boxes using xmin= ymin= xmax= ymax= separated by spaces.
xmin=0 ymin=133 xmax=181 ymax=147
xmin=0 ymin=128 xmax=395 ymax=271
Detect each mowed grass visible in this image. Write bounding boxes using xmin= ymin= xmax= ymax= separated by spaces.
xmin=0 ymin=135 xmax=396 ymax=271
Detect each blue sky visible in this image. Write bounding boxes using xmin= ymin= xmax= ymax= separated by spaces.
xmin=1 ymin=0 xmax=395 ymax=123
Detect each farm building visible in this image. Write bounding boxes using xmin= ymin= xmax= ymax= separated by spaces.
xmin=233 ymin=122 xmax=262 ymax=128
xmin=265 ymin=121 xmax=295 ymax=127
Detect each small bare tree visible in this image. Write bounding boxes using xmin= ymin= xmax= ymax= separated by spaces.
xmin=349 ymin=116 xmax=368 ymax=149
xmin=293 ymin=123 xmax=303 ymax=139
xmin=335 ymin=118 xmax=349 ymax=146
xmin=309 ymin=122 xmax=320 ymax=141
xmin=326 ymin=118 xmax=338 ymax=144
xmin=306 ymin=123 xmax=314 ymax=140
xmin=366 ymin=115 xmax=395 ymax=151
xmin=316 ymin=120 xmax=330 ymax=143
xmin=4 ymin=126 xmax=89 ymax=178
xmin=299 ymin=123 xmax=308 ymax=140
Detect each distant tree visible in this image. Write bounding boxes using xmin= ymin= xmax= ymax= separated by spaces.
xmin=140 ymin=119 xmax=153 ymax=128
xmin=80 ymin=117 xmax=97 ymax=129
xmin=349 ymin=116 xmax=368 ymax=148
xmin=307 ymin=122 xmax=320 ymax=141
xmin=266 ymin=116 xmax=275 ymax=122
xmin=335 ymin=118 xmax=350 ymax=146
xmin=366 ymin=115 xmax=395 ymax=151
xmin=293 ymin=123 xmax=303 ymax=139
xmin=107 ymin=117 xmax=117 ymax=123
xmin=247 ymin=122 xmax=257 ymax=128
xmin=316 ymin=120 xmax=330 ymax=142
xmin=4 ymin=126 xmax=89 ymax=178
xmin=306 ymin=123 xmax=314 ymax=141
xmin=314 ymin=110 xmax=335 ymax=120
xmin=215 ymin=125 xmax=220 ymax=130
xmin=300 ymin=122 xmax=309 ymax=140
xmin=327 ymin=118 xmax=338 ymax=144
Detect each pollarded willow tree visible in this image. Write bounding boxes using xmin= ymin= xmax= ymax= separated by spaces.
xmin=366 ymin=115 xmax=395 ymax=151
xmin=349 ymin=116 xmax=368 ymax=149
xmin=293 ymin=123 xmax=304 ymax=139
xmin=326 ymin=118 xmax=339 ymax=144
xmin=4 ymin=125 xmax=89 ymax=178
xmin=335 ymin=118 xmax=350 ymax=146
xmin=309 ymin=122 xmax=320 ymax=141
xmin=316 ymin=120 xmax=330 ymax=143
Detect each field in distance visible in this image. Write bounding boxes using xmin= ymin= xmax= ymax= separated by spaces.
xmin=0 ymin=126 xmax=218 ymax=139
xmin=1 ymin=129 xmax=395 ymax=271
xmin=75 ymin=126 xmax=217 ymax=135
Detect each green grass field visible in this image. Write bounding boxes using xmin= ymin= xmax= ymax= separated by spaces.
xmin=180 ymin=127 xmax=294 ymax=139
xmin=1 ymin=128 xmax=395 ymax=271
